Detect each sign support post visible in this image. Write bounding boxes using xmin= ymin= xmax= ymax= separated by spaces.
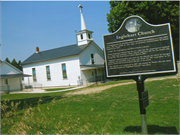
xmin=135 ymin=75 xmax=148 ymax=134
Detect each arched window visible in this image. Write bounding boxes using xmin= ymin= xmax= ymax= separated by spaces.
xmin=62 ymin=63 xmax=67 ymax=79
xmin=46 ymin=66 xmax=51 ymax=80
xmin=88 ymin=34 xmax=91 ymax=39
xmin=91 ymin=54 xmax=94 ymax=64
xmin=81 ymin=34 xmax=83 ymax=39
xmin=32 ymin=68 xmax=37 ymax=82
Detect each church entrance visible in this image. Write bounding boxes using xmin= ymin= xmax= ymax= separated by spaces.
xmin=80 ymin=65 xmax=105 ymax=85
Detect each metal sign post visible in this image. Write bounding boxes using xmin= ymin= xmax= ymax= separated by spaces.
xmin=134 ymin=75 xmax=148 ymax=134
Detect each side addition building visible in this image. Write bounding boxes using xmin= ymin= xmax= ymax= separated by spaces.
xmin=0 ymin=61 xmax=31 ymax=94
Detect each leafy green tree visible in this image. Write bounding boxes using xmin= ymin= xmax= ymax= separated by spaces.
xmin=5 ymin=57 xmax=11 ymax=63
xmin=106 ymin=1 xmax=179 ymax=60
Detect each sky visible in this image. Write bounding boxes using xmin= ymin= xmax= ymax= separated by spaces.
xmin=1 ymin=1 xmax=111 ymax=62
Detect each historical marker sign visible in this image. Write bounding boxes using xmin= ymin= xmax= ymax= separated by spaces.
xmin=103 ymin=15 xmax=176 ymax=78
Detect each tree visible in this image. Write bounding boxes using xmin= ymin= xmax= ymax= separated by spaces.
xmin=5 ymin=57 xmax=11 ymax=63
xmin=106 ymin=1 xmax=179 ymax=60
xmin=11 ymin=59 xmax=18 ymax=69
xmin=4 ymin=58 xmax=23 ymax=71
xmin=17 ymin=60 xmax=22 ymax=71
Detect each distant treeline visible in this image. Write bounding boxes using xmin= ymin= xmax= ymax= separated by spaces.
xmin=4 ymin=57 xmax=22 ymax=71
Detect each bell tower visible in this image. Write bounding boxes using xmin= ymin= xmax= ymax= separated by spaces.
xmin=76 ymin=4 xmax=93 ymax=46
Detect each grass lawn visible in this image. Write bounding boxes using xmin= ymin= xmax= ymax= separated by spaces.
xmin=87 ymin=79 xmax=134 ymax=88
xmin=43 ymin=79 xmax=133 ymax=91
xmin=1 ymin=78 xmax=179 ymax=134
xmin=44 ymin=87 xmax=75 ymax=91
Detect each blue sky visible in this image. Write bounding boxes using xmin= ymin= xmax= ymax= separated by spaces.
xmin=1 ymin=1 xmax=111 ymax=62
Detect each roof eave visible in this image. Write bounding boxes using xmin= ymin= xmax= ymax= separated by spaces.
xmin=22 ymin=54 xmax=80 ymax=66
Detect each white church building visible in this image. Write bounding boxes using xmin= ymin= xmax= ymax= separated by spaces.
xmin=22 ymin=5 xmax=105 ymax=88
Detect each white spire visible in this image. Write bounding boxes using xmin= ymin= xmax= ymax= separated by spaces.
xmin=78 ymin=4 xmax=86 ymax=30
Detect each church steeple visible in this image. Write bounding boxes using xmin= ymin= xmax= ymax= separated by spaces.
xmin=76 ymin=4 xmax=93 ymax=46
xmin=78 ymin=4 xmax=86 ymax=30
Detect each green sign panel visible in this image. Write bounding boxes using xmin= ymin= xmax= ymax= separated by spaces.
xmin=103 ymin=15 xmax=176 ymax=78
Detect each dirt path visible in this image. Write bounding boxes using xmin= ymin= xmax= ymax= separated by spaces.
xmin=66 ymin=76 xmax=177 ymax=96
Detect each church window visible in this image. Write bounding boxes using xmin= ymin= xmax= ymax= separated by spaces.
xmin=81 ymin=34 xmax=83 ymax=39
xmin=88 ymin=34 xmax=91 ymax=39
xmin=62 ymin=63 xmax=67 ymax=79
xmin=91 ymin=54 xmax=94 ymax=64
xmin=46 ymin=66 xmax=51 ymax=80
xmin=32 ymin=68 xmax=37 ymax=82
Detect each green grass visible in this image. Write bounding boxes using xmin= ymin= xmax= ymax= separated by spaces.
xmin=44 ymin=87 xmax=75 ymax=91
xmin=86 ymin=79 xmax=134 ymax=88
xmin=43 ymin=79 xmax=132 ymax=91
xmin=1 ymin=78 xmax=179 ymax=134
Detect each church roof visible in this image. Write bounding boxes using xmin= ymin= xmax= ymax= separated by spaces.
xmin=22 ymin=44 xmax=88 ymax=65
